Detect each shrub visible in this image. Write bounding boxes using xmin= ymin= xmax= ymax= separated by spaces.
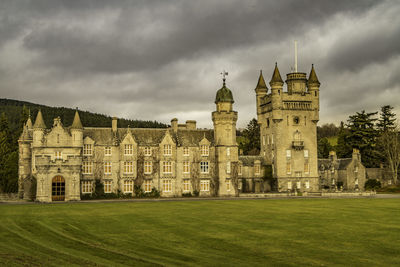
xmin=365 ymin=179 xmax=381 ymax=190
xmin=182 ymin=192 xmax=192 ymax=197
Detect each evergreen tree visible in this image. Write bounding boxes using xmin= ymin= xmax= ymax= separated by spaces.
xmin=335 ymin=121 xmax=352 ymax=158
xmin=345 ymin=110 xmax=379 ymax=167
xmin=238 ymin=118 xmax=260 ymax=155
xmin=318 ymin=137 xmax=333 ymax=158
xmin=377 ymin=105 xmax=396 ymax=132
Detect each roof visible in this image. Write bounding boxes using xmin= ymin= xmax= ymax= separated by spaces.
xmin=71 ymin=110 xmax=83 ymax=129
xmin=255 ymin=70 xmax=268 ymax=91
xmin=269 ymin=63 xmax=283 ymax=85
xmin=215 ymin=81 xmax=234 ymax=104
xmin=308 ymin=64 xmax=320 ymax=86
xmin=83 ymin=127 xmax=214 ymax=146
xmin=239 ymin=155 xmax=264 ymax=166
xmin=33 ymin=110 xmax=46 ymax=129
xmin=318 ymin=158 xmax=353 ymax=171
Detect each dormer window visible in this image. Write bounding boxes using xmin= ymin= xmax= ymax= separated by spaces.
xmin=164 ymin=145 xmax=172 ymax=156
xmin=144 ymin=147 xmax=151 ymax=156
xmin=124 ymin=144 xmax=133 ymax=156
xmin=83 ymin=144 xmax=92 ymax=156
xmin=200 ymin=145 xmax=209 ymax=156
xmin=105 ymin=146 xmax=112 ymax=156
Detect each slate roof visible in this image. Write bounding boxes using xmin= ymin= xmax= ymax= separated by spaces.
xmin=239 ymin=155 xmax=264 ymax=166
xmin=83 ymin=127 xmax=214 ymax=146
xmin=269 ymin=63 xmax=283 ymax=85
xmin=318 ymin=158 xmax=353 ymax=171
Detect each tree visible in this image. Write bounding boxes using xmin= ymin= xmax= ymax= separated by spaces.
xmin=318 ymin=137 xmax=333 ymax=158
xmin=238 ymin=118 xmax=260 ymax=155
xmin=230 ymin=162 xmax=240 ymax=197
xmin=0 ymin=113 xmax=18 ymax=193
xmin=377 ymin=105 xmax=396 ymax=132
xmin=335 ymin=121 xmax=352 ymax=158
xmin=345 ymin=110 xmax=379 ymax=167
xmin=378 ymin=125 xmax=400 ymax=185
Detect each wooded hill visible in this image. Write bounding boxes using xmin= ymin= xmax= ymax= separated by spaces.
xmin=0 ymin=98 xmax=168 ymax=132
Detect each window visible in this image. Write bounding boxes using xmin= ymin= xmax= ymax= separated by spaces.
xmin=304 ymin=160 xmax=310 ymax=174
xmin=183 ymin=179 xmax=190 ymax=192
xmin=183 ymin=147 xmax=189 ymax=156
xmin=83 ymin=144 xmax=92 ymax=156
xmin=104 ymin=162 xmax=112 ymax=175
xmin=200 ymin=180 xmax=210 ymax=192
xmin=124 ymin=161 xmax=133 ymax=174
xmin=144 ymin=180 xmax=152 ymax=192
xmin=238 ymin=164 xmax=242 ymax=175
xmin=238 ymin=180 xmax=242 ymax=190
xmin=163 ymin=144 xmax=172 ymax=156
xmin=144 ymin=147 xmax=151 ymax=156
xmin=331 ymin=178 xmax=335 ymax=185
xmin=55 ymin=151 xmax=62 ymax=159
xmin=286 ymin=162 xmax=291 ymax=175
xmin=82 ymin=162 xmax=93 ymax=174
xmin=183 ymin=161 xmax=190 ymax=173
xmin=262 ymin=136 xmax=265 ymax=146
xmin=286 ymin=149 xmax=291 ymax=158
xmin=200 ymin=161 xmax=209 ymax=173
xmin=104 ymin=180 xmax=112 ymax=193
xmin=294 ymin=131 xmax=301 ymax=141
xmin=227 ymin=162 xmax=231 ymax=174
xmin=200 ymin=145 xmax=209 ymax=156
xmin=296 ymin=181 xmax=301 ymax=189
xmin=226 ymin=180 xmax=231 ymax=191
xmin=267 ymin=135 xmax=270 ymax=145
xmin=163 ymin=179 xmax=172 ymax=192
xmin=304 ymin=150 xmax=309 ymax=158
xmin=271 ymin=134 xmax=274 ymax=144
xmin=144 ymin=161 xmax=152 ymax=174
xmin=124 ymin=144 xmax=133 ymax=155
xmin=163 ymin=161 xmax=172 ymax=174
xmin=354 ymin=166 xmax=359 ymax=173
xmin=295 ymin=171 xmax=302 ymax=178
xmin=81 ymin=181 xmax=92 ymax=193
xmin=306 ymin=180 xmax=310 ymax=189
xmin=227 ymin=147 xmax=230 ymax=156
xmin=255 ymin=164 xmax=260 ymax=175
xmin=124 ymin=180 xmax=133 ymax=193
xmin=331 ymin=167 xmax=335 ymax=174
xmin=355 ymin=178 xmax=359 ymax=186
xmin=288 ymin=181 xmax=292 ymax=190
xmin=293 ymin=116 xmax=300 ymax=125
xmin=105 ymin=146 xmax=112 ymax=156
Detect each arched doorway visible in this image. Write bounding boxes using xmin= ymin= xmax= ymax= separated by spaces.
xmin=52 ymin=176 xmax=65 ymax=201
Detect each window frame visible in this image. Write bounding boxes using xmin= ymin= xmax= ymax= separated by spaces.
xmin=200 ymin=161 xmax=209 ymax=174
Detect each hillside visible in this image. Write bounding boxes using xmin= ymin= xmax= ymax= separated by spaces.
xmin=0 ymin=98 xmax=168 ymax=132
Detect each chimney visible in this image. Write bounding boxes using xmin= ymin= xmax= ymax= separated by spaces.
xmin=352 ymin=148 xmax=360 ymax=161
xmin=186 ymin=120 xmax=196 ymax=130
xmin=112 ymin=117 xmax=118 ymax=133
xmin=329 ymin=151 xmax=337 ymax=161
xmin=171 ymin=118 xmax=178 ymax=132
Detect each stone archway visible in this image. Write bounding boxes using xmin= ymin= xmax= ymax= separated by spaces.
xmin=52 ymin=176 xmax=65 ymax=201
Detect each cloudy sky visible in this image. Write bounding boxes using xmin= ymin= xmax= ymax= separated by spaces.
xmin=0 ymin=0 xmax=399 ymax=128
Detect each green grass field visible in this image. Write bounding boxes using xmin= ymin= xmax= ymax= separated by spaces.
xmin=1 ymin=199 xmax=400 ymax=266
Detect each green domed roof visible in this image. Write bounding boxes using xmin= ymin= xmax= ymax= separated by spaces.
xmin=215 ymin=84 xmax=234 ymax=104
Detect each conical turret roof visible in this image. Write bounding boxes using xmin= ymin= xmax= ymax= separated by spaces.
xmin=269 ymin=63 xmax=283 ymax=85
xmin=255 ymin=70 xmax=268 ymax=91
xmin=26 ymin=115 xmax=33 ymax=129
xmin=308 ymin=64 xmax=320 ymax=86
xmin=71 ymin=110 xmax=83 ymax=129
xmin=33 ymin=109 xmax=46 ymax=129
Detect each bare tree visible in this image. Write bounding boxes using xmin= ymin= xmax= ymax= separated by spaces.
xmin=378 ymin=125 xmax=400 ymax=185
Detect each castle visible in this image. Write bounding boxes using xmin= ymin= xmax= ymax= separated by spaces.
xmin=18 ymin=63 xmax=365 ymax=202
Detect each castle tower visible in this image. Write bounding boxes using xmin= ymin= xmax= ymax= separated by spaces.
xmin=18 ymin=121 xmax=33 ymax=199
xmin=257 ymin=64 xmax=320 ymax=192
xmin=70 ymin=109 xmax=83 ymax=147
xmin=212 ymin=73 xmax=238 ymax=196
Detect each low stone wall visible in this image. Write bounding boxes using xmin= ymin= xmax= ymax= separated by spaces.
xmin=240 ymin=191 xmax=376 ymax=198
xmin=0 ymin=193 xmax=19 ymax=201
xmin=321 ymin=191 xmax=376 ymax=197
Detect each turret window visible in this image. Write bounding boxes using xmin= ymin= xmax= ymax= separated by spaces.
xmin=304 ymin=160 xmax=310 ymax=174
xmin=55 ymin=151 xmax=62 ymax=160
xmin=227 ymin=162 xmax=231 ymax=174
xmin=227 ymin=147 xmax=230 ymax=156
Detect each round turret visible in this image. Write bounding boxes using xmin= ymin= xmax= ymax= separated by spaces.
xmin=215 ymin=84 xmax=234 ymax=104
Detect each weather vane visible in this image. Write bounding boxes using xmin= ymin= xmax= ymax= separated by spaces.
xmin=220 ymin=70 xmax=228 ymax=86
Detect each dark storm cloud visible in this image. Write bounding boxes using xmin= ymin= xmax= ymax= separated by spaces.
xmin=0 ymin=0 xmax=399 ymax=128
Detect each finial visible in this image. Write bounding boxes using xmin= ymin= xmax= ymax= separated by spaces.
xmin=220 ymin=70 xmax=228 ymax=86
xmin=75 ymin=107 xmax=78 ymax=110
xmin=260 ymin=70 xmax=262 ymax=74
xmin=275 ymin=62 xmax=277 ymax=66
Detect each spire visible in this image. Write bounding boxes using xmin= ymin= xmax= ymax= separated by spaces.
xmin=308 ymin=64 xmax=320 ymax=86
xmin=26 ymin=114 xmax=33 ymax=129
xmin=269 ymin=63 xmax=283 ymax=85
xmin=255 ymin=70 xmax=268 ymax=91
xmin=71 ymin=109 xmax=83 ymax=129
xmin=33 ymin=109 xmax=46 ymax=129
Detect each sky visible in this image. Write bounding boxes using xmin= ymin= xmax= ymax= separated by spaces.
xmin=0 ymin=0 xmax=399 ymax=129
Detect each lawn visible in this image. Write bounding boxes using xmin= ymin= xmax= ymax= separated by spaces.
xmin=1 ymin=199 xmax=400 ymax=266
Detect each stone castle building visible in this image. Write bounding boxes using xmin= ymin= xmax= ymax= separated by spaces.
xmin=18 ymin=63 xmax=365 ymax=202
